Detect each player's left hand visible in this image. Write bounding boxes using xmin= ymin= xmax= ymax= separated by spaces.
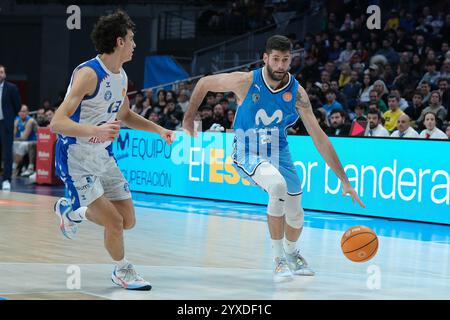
xmin=160 ymin=128 xmax=176 ymax=145
xmin=342 ymin=182 xmax=365 ymax=208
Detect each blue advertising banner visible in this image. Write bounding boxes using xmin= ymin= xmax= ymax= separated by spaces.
xmin=112 ymin=129 xmax=450 ymax=225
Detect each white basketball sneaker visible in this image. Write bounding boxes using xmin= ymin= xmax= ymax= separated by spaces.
xmin=273 ymin=257 xmax=293 ymax=283
xmin=54 ymin=197 xmax=78 ymax=239
xmin=111 ymin=263 xmax=152 ymax=291
xmin=285 ymin=249 xmax=315 ymax=276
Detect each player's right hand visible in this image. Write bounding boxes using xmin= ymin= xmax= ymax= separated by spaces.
xmin=182 ymin=116 xmax=197 ymax=137
xmin=94 ymin=120 xmax=121 ymax=141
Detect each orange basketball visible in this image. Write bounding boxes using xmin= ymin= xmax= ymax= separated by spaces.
xmin=341 ymin=225 xmax=378 ymax=262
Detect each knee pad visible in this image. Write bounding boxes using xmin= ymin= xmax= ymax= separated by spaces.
xmin=267 ymin=177 xmax=288 ymax=217
xmin=285 ymin=194 xmax=304 ymax=229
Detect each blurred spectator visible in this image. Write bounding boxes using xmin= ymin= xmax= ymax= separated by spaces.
xmin=131 ymin=91 xmax=150 ymax=117
xmin=219 ymin=98 xmax=230 ymax=111
xmin=199 ymin=105 xmax=214 ymax=131
xmin=205 ymin=93 xmax=216 ymax=109
xmin=383 ymin=95 xmax=405 ymax=132
xmin=365 ymin=110 xmax=389 ymax=137
xmin=420 ymin=81 xmax=433 ymax=105
xmin=440 ymin=58 xmax=450 ymax=79
xmin=36 ymin=107 xmax=47 ymax=127
xmin=178 ymin=89 xmax=190 ymax=113
xmin=337 ymin=42 xmax=355 ymax=67
xmin=419 ymin=112 xmax=448 ymax=139
xmin=154 ymin=89 xmax=167 ymax=114
xmin=325 ymin=109 xmax=350 ymax=136
xmin=321 ymin=89 xmax=343 ymax=117
xmin=417 ymin=91 xmax=447 ymax=125
xmin=144 ymin=88 xmax=154 ymax=106
xmin=358 ymin=74 xmax=372 ymax=103
xmin=369 ymin=89 xmax=388 ymax=113
xmin=419 ymin=60 xmax=441 ymax=86
xmin=0 ymin=64 xmax=21 ymax=191
xmin=390 ymin=88 xmax=409 ymax=111
xmin=390 ymin=114 xmax=419 ymax=138
xmin=384 ymin=9 xmax=400 ymax=31
xmin=377 ymin=39 xmax=400 ymax=66
xmin=330 ymin=80 xmax=348 ymax=110
xmin=44 ymin=108 xmax=55 ymax=125
xmin=223 ymin=109 xmax=235 ymax=130
xmin=147 ymin=111 xmax=162 ymax=126
xmin=212 ymin=103 xmax=226 ymax=127
xmin=13 ymin=104 xmax=37 ymax=177
xmin=160 ymin=99 xmax=183 ymax=130
xmin=404 ymin=91 xmax=425 ymax=125
xmin=225 ymin=93 xmax=237 ymax=110
xmin=445 ymin=124 xmax=450 ymax=139
xmin=342 ymin=70 xmax=361 ymax=110
xmin=372 ymin=80 xmax=389 ymax=106
xmin=353 ymin=103 xmax=366 ymax=121
xmin=338 ymin=63 xmax=352 ymax=88
xmin=414 ymin=34 xmax=427 ymax=60
xmin=437 ymin=78 xmax=449 ymax=111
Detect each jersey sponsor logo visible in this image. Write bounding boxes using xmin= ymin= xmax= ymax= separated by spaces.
xmin=88 ymin=136 xmax=106 ymax=144
xmin=38 ymin=151 xmax=50 ymax=158
xmin=124 ymin=182 xmax=130 ymax=193
xmin=104 ymin=90 xmax=112 ymax=101
xmin=39 ymin=133 xmax=51 ymax=140
xmin=252 ymin=93 xmax=260 ymax=103
xmin=106 ymin=81 xmax=111 ymax=88
xmin=255 ymin=109 xmax=283 ymax=126
xmin=283 ymin=92 xmax=293 ymax=102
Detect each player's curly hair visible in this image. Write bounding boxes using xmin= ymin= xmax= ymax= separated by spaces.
xmin=91 ymin=10 xmax=136 ymax=54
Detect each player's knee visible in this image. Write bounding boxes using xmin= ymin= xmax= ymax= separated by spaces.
xmin=285 ymin=209 xmax=304 ymax=229
xmin=267 ymin=178 xmax=287 ymax=217
xmin=123 ymin=217 xmax=135 ymax=230
xmin=285 ymin=195 xmax=304 ymax=229
xmin=267 ymin=176 xmax=287 ymax=198
xmin=105 ymin=213 xmax=124 ymax=234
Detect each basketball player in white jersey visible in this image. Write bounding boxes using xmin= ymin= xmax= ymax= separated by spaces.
xmin=50 ymin=10 xmax=174 ymax=290
xmin=183 ymin=35 xmax=364 ymax=282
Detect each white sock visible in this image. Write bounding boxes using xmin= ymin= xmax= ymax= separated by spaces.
xmin=68 ymin=206 xmax=88 ymax=222
xmin=283 ymin=238 xmax=297 ymax=254
xmin=114 ymin=258 xmax=129 ymax=270
xmin=271 ymin=239 xmax=284 ymax=260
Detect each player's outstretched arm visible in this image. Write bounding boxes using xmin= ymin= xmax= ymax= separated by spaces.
xmin=296 ymin=86 xmax=365 ymax=208
xmin=182 ymin=72 xmax=250 ymax=136
xmin=50 ymin=68 xmax=121 ymax=142
xmin=117 ymin=95 xmax=175 ymax=145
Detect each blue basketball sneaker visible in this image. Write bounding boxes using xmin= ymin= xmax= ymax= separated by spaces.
xmin=54 ymin=197 xmax=78 ymax=239
xmin=111 ymin=263 xmax=152 ymax=291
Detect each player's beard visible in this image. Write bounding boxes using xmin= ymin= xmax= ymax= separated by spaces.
xmin=266 ymin=64 xmax=287 ymax=82
xmin=369 ymin=122 xmax=377 ymax=129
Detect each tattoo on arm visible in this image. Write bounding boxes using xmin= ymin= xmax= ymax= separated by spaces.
xmin=296 ymin=89 xmax=313 ymax=110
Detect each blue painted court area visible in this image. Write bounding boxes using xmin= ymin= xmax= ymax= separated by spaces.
xmin=132 ymin=192 xmax=450 ymax=245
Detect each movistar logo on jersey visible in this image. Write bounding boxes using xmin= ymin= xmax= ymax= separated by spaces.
xmin=255 ymin=109 xmax=283 ymax=126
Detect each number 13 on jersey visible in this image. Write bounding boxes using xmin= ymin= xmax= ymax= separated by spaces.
xmin=108 ymin=100 xmax=122 ymax=113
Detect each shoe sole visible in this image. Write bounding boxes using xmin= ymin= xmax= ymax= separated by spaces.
xmin=54 ymin=199 xmax=73 ymax=240
xmin=111 ymin=277 xmax=152 ymax=291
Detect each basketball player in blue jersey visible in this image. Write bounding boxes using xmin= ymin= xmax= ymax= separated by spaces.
xmin=183 ymin=35 xmax=365 ymax=282
xmin=50 ymin=11 xmax=175 ymax=291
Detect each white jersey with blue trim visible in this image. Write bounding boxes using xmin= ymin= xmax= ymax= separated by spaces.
xmin=61 ymin=55 xmax=127 ymax=150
